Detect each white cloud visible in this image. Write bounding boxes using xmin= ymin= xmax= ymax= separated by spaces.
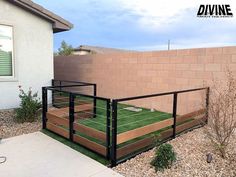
xmin=118 ymin=0 xmax=193 ymax=31
xmin=116 ymin=0 xmax=236 ymax=50
xmin=118 ymin=0 xmax=236 ymax=32
xmin=34 ymin=0 xmax=236 ymax=50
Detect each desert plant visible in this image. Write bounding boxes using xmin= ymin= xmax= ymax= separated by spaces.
xmin=205 ymin=69 xmax=236 ymax=158
xmin=151 ymin=143 xmax=176 ymax=171
xmin=15 ymin=86 xmax=41 ymax=123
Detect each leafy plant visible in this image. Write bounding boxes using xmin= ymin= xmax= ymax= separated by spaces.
xmin=151 ymin=143 xmax=176 ymax=171
xmin=15 ymin=86 xmax=41 ymax=123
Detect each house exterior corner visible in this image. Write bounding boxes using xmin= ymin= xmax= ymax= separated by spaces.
xmin=0 ymin=0 xmax=53 ymax=109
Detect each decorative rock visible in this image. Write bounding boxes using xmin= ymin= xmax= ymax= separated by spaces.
xmin=113 ymin=127 xmax=236 ymax=177
xmin=0 ymin=109 xmax=41 ymax=139
xmin=206 ymin=153 xmax=213 ymax=163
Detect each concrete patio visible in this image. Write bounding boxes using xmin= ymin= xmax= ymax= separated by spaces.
xmin=0 ymin=132 xmax=123 ymax=177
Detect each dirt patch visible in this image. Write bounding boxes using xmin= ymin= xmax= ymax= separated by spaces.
xmin=113 ymin=127 xmax=236 ymax=177
xmin=0 ymin=109 xmax=41 ymax=139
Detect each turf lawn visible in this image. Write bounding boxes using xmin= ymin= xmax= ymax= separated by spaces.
xmin=78 ymin=99 xmax=172 ymax=134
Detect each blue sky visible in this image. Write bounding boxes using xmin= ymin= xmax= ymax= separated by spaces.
xmin=34 ymin=0 xmax=236 ymax=51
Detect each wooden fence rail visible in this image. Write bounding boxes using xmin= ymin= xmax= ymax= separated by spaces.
xmin=116 ymin=108 xmax=206 ymax=159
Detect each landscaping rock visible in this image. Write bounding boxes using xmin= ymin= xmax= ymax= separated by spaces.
xmin=207 ymin=153 xmax=213 ymax=163
xmin=113 ymin=127 xmax=236 ymax=177
xmin=0 ymin=109 xmax=41 ymax=139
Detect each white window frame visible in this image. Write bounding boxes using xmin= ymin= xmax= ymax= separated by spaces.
xmin=0 ymin=23 xmax=16 ymax=81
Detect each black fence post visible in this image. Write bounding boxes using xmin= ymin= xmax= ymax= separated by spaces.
xmin=111 ymin=100 xmax=117 ymax=167
xmin=205 ymin=87 xmax=210 ymax=124
xmin=172 ymin=93 xmax=178 ymax=138
xmin=106 ymin=99 xmax=111 ymax=159
xmin=69 ymin=93 xmax=75 ymax=141
xmin=42 ymin=87 xmax=48 ymax=129
xmin=51 ymin=80 xmax=55 ymax=107
xmin=93 ymin=84 xmax=97 ymax=118
xmin=59 ymin=81 xmax=62 ymax=96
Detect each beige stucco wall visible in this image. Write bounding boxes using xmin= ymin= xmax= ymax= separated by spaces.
xmin=54 ymin=46 xmax=236 ymax=114
xmin=0 ymin=0 xmax=53 ymax=109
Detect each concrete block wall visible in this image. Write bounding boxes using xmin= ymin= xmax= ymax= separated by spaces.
xmin=54 ymin=46 xmax=236 ymax=115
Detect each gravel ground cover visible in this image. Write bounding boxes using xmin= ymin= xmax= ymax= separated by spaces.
xmin=113 ymin=127 xmax=236 ymax=177
xmin=0 ymin=109 xmax=41 ymax=139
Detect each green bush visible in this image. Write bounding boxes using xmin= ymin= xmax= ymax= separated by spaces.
xmin=151 ymin=143 xmax=176 ymax=171
xmin=15 ymin=86 xmax=41 ymax=123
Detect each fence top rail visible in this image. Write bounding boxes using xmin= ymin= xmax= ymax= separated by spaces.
xmin=45 ymin=84 xmax=93 ymax=89
xmin=115 ymin=87 xmax=209 ymax=102
xmin=45 ymin=87 xmax=110 ymax=101
xmin=52 ymin=79 xmax=96 ymax=86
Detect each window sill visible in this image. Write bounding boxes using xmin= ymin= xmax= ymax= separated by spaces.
xmin=0 ymin=77 xmax=18 ymax=82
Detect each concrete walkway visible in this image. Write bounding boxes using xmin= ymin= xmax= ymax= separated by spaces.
xmin=0 ymin=132 xmax=123 ymax=177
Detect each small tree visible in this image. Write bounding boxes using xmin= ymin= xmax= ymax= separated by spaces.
xmin=205 ymin=69 xmax=236 ymax=158
xmin=57 ymin=40 xmax=74 ymax=56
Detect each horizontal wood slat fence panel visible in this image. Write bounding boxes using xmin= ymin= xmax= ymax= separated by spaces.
xmin=46 ymin=104 xmax=93 ymax=118
xmin=54 ymin=97 xmax=69 ymax=102
xmin=117 ymin=128 xmax=173 ymax=158
xmin=117 ymin=137 xmax=153 ymax=159
xmin=60 ymin=104 xmax=93 ymax=113
xmin=117 ymin=118 xmax=173 ymax=144
xmin=73 ymin=134 xmax=106 ymax=156
xmin=46 ymin=122 xmax=69 ymax=138
xmin=117 ymin=115 xmax=206 ymax=159
xmin=177 ymin=108 xmax=206 ymax=123
xmin=47 ymin=109 xmax=69 ymax=118
xmin=176 ymin=116 xmax=206 ymax=133
xmin=47 ymin=113 xmax=69 ymax=127
xmin=53 ymin=97 xmax=91 ymax=106
xmin=73 ymin=123 xmax=106 ymax=142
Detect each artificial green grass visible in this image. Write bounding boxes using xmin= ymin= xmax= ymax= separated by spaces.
xmin=53 ymin=94 xmax=172 ymax=135
xmin=78 ymin=99 xmax=172 ymax=134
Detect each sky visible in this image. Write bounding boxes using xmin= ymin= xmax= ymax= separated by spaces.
xmin=34 ymin=0 xmax=236 ymax=51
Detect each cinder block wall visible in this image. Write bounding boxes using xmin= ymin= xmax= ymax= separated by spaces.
xmin=54 ymin=46 xmax=236 ymax=114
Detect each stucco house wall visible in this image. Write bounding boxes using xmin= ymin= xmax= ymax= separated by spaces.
xmin=0 ymin=0 xmax=70 ymax=109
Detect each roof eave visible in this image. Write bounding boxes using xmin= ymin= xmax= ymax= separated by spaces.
xmin=53 ymin=21 xmax=73 ymax=33
xmin=6 ymin=0 xmax=73 ymax=33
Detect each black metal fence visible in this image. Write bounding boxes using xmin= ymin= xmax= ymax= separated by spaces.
xmin=110 ymin=87 xmax=209 ymax=166
xmin=42 ymin=80 xmax=110 ymax=158
xmin=51 ymin=80 xmax=97 ymax=115
xmin=42 ymin=79 xmax=209 ymax=167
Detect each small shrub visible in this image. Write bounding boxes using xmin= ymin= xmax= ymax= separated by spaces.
xmin=15 ymin=86 xmax=41 ymax=123
xmin=204 ymin=69 xmax=236 ymax=158
xmin=151 ymin=143 xmax=176 ymax=171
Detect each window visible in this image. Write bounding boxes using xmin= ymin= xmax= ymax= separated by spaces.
xmin=0 ymin=25 xmax=14 ymax=77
